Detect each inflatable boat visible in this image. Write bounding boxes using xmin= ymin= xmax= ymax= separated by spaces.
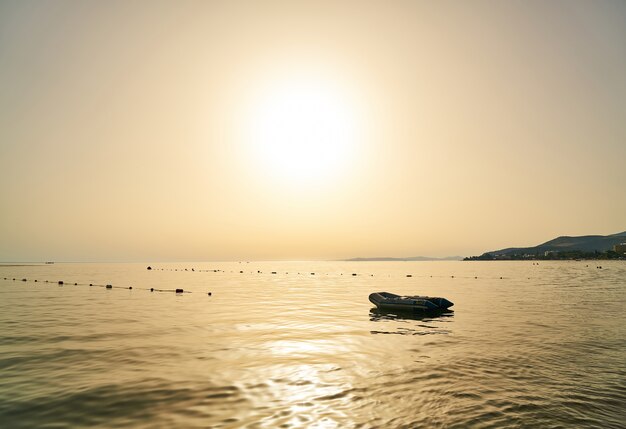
xmin=369 ymin=292 xmax=454 ymax=312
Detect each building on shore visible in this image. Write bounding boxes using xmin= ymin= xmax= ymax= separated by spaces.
xmin=614 ymin=243 xmax=626 ymax=254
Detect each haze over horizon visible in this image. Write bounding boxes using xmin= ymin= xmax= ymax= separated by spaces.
xmin=1 ymin=1 xmax=625 ymax=262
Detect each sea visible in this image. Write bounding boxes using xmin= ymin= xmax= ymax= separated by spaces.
xmin=0 ymin=261 xmax=624 ymax=428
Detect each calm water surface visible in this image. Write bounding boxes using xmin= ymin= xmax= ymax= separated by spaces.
xmin=1 ymin=261 xmax=625 ymax=428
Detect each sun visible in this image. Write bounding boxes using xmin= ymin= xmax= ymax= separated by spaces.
xmin=244 ymin=76 xmax=361 ymax=187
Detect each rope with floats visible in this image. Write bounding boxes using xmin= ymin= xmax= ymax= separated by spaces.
xmin=2 ymin=262 xmax=609 ymax=294
xmin=144 ymin=262 xmax=609 ymax=282
xmin=1 ymin=276 xmax=212 ymax=296
xmin=145 ymin=265 xmax=528 ymax=281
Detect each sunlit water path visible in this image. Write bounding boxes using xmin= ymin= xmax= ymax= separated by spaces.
xmin=1 ymin=261 xmax=625 ymax=428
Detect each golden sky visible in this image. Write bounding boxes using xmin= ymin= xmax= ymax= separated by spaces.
xmin=1 ymin=1 xmax=625 ymax=261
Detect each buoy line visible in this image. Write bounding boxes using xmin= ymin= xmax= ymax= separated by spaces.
xmin=0 ymin=276 xmax=213 ymax=296
xmin=144 ymin=265 xmax=583 ymax=281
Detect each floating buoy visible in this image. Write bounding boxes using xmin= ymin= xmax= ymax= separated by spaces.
xmin=208 ymin=292 xmax=212 ymax=296
xmin=89 ymin=283 xmax=93 ymax=286
xmin=128 ymin=286 xmax=132 ymax=290
xmin=106 ymin=284 xmax=112 ymax=289
xmin=150 ymin=288 xmax=154 ymax=292
xmin=74 ymin=282 xmax=78 ymax=285
xmin=147 ymin=266 xmax=152 ymax=270
xmin=34 ymin=280 xmax=37 ymax=282
xmin=175 ymin=288 xmax=183 ymax=293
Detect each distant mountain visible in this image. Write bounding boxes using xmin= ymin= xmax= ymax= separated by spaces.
xmin=471 ymin=231 xmax=626 ymax=259
xmin=344 ymin=256 xmax=463 ymax=262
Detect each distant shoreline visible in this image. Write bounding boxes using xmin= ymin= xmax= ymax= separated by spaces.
xmin=343 ymin=256 xmax=463 ymax=262
xmin=0 ymin=262 xmax=48 ymax=267
xmin=464 ymin=252 xmax=625 ymax=261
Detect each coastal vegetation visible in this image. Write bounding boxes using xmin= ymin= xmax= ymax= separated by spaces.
xmin=464 ymin=250 xmax=625 ymax=261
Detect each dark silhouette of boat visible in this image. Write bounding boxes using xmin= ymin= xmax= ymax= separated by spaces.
xmin=369 ymin=291 xmax=454 ymax=312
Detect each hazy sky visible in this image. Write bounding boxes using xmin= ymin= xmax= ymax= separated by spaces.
xmin=1 ymin=0 xmax=625 ymax=261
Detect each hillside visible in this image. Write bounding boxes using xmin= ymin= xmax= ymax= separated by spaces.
xmin=466 ymin=231 xmax=626 ymax=260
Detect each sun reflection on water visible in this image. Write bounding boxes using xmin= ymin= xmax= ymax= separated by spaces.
xmin=269 ymin=339 xmax=351 ymax=358
xmin=254 ymin=361 xmax=354 ymax=428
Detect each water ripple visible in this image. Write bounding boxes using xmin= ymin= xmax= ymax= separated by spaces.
xmin=1 ymin=261 xmax=625 ymax=428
